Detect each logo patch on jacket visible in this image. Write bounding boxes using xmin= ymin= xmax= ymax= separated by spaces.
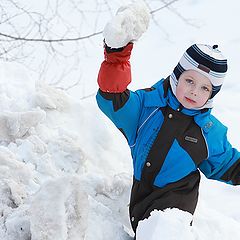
xmin=185 ymin=136 xmax=198 ymax=143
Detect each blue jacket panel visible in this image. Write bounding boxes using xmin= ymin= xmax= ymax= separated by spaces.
xmin=198 ymin=116 xmax=240 ymax=184
xmin=96 ymin=78 xmax=240 ymax=187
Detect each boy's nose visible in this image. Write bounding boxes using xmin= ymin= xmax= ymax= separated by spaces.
xmin=190 ymin=89 xmax=197 ymax=96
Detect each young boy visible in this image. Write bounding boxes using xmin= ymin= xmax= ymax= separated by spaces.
xmin=96 ymin=2 xmax=240 ymax=237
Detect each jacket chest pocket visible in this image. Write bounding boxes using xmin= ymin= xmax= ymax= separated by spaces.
xmin=177 ymin=128 xmax=208 ymax=166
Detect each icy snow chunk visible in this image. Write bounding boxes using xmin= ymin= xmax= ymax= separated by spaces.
xmin=136 ymin=208 xmax=194 ymax=240
xmin=77 ymin=173 xmax=132 ymax=238
xmin=0 ymin=182 xmax=18 ymax=211
xmin=17 ymin=135 xmax=47 ymax=155
xmin=35 ymin=83 xmax=70 ymax=111
xmin=5 ymin=209 xmax=31 ymax=240
xmin=0 ymin=146 xmax=32 ymax=186
xmin=0 ymin=110 xmax=46 ymax=142
xmin=0 ymin=147 xmax=32 ymax=209
xmin=103 ymin=1 xmax=150 ymax=48
xmin=29 ymin=176 xmax=89 ymax=240
xmin=84 ymin=196 xmax=129 ymax=240
xmin=6 ymin=180 xmax=27 ymax=207
xmin=9 ymin=135 xmax=48 ymax=167
xmin=47 ymin=134 xmax=86 ymax=174
xmin=96 ymin=173 xmax=130 ymax=200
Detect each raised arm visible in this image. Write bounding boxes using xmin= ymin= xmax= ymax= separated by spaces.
xmin=96 ymin=2 xmax=150 ymax=145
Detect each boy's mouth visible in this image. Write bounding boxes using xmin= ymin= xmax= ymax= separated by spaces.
xmin=185 ymin=97 xmax=196 ymax=104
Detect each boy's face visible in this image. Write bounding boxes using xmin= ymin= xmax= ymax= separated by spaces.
xmin=176 ymin=70 xmax=212 ymax=109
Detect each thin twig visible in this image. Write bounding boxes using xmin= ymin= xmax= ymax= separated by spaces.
xmin=150 ymin=0 xmax=180 ymax=14
xmin=0 ymin=31 xmax=103 ymax=42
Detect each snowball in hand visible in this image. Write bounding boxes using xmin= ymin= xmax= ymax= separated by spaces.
xmin=103 ymin=2 xmax=150 ymax=48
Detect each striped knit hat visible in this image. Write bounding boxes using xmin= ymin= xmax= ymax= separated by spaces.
xmin=170 ymin=44 xmax=228 ymax=109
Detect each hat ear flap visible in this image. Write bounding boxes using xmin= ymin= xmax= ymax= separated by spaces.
xmin=210 ymin=85 xmax=222 ymax=99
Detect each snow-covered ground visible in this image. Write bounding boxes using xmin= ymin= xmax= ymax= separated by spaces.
xmin=0 ymin=0 xmax=240 ymax=239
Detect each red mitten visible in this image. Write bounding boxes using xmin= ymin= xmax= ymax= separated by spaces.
xmin=97 ymin=43 xmax=133 ymax=93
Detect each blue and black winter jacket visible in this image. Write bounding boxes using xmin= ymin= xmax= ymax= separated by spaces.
xmin=96 ymin=76 xmax=240 ymax=231
xmin=97 ymin=77 xmax=240 ymax=185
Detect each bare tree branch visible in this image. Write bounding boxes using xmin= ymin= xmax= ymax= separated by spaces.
xmin=0 ymin=0 xmax=192 ymax=99
xmin=0 ymin=31 xmax=103 ymax=42
xmin=0 ymin=0 xmax=183 ymax=44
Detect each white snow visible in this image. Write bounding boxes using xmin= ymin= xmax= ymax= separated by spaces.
xmin=136 ymin=209 xmax=194 ymax=240
xmin=0 ymin=60 xmax=132 ymax=239
xmin=0 ymin=0 xmax=240 ymax=240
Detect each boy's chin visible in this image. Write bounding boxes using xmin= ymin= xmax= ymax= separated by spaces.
xmin=181 ymin=102 xmax=201 ymax=110
xmin=178 ymin=100 xmax=195 ymax=110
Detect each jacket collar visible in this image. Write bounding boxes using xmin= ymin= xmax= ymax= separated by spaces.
xmin=143 ymin=78 xmax=214 ymax=131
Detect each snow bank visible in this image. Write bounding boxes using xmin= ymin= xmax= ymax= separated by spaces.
xmin=0 ymin=62 xmax=133 ymax=240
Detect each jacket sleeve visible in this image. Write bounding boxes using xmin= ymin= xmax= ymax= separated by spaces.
xmin=96 ymin=43 xmax=143 ymax=145
xmin=199 ymin=121 xmax=240 ymax=185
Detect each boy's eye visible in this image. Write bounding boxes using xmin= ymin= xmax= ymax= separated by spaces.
xmin=185 ymin=79 xmax=193 ymax=84
xmin=202 ymin=86 xmax=210 ymax=92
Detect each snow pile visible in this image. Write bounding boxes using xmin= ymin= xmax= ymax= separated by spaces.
xmin=0 ymin=61 xmax=133 ymax=240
